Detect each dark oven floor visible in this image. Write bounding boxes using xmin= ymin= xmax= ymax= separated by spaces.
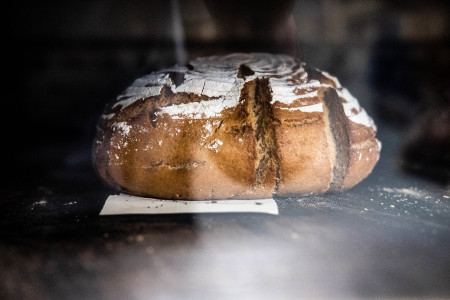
xmin=1 ymin=118 xmax=449 ymax=299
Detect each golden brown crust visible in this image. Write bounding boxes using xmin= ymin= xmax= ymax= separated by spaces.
xmin=99 ymin=96 xmax=258 ymax=200
xmin=273 ymin=99 xmax=333 ymax=195
xmin=341 ymin=122 xmax=380 ymax=189
xmin=93 ymin=53 xmax=380 ymax=200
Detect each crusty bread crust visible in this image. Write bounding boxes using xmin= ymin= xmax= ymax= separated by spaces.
xmin=93 ymin=53 xmax=380 ymax=200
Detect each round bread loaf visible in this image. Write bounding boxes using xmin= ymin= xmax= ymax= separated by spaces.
xmin=93 ymin=53 xmax=381 ymax=200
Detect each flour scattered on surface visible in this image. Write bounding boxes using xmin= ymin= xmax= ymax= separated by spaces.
xmin=156 ymin=98 xmax=238 ymax=119
xmin=277 ymin=102 xmax=323 ymax=112
xmin=34 ymin=200 xmax=48 ymax=206
xmin=207 ymin=139 xmax=223 ymax=152
xmin=338 ymin=88 xmax=376 ymax=129
xmin=382 ymin=187 xmax=427 ymax=199
xmin=109 ymin=53 xmax=375 ymax=130
xmin=204 ymin=122 xmax=213 ymax=134
xmin=113 ymin=122 xmax=132 ymax=135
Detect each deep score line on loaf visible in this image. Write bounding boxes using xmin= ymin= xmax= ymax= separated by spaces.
xmin=93 ymin=53 xmax=380 ymax=200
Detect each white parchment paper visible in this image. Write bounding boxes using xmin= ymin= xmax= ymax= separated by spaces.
xmin=100 ymin=194 xmax=279 ymax=215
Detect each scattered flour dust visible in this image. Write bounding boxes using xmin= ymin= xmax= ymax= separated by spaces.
xmin=382 ymin=187 xmax=427 ymax=199
xmin=30 ymin=199 xmax=48 ymax=210
xmin=33 ymin=200 xmax=48 ymax=206
xmin=113 ymin=122 xmax=132 ymax=135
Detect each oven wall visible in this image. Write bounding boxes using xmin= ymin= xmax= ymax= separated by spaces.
xmin=4 ymin=0 xmax=449 ymax=191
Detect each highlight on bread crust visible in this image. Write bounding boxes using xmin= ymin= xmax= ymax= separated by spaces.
xmin=93 ymin=53 xmax=380 ymax=200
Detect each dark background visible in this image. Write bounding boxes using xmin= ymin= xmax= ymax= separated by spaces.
xmin=3 ymin=0 xmax=449 ymax=193
xmin=2 ymin=1 xmax=450 ymax=299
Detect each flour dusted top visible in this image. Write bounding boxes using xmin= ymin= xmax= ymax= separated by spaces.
xmin=108 ymin=53 xmax=376 ymax=129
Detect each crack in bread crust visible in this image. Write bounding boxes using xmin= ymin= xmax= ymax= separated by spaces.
xmin=322 ymin=88 xmax=350 ymax=190
xmin=143 ymin=160 xmax=206 ymax=169
xmin=242 ymin=78 xmax=280 ymax=193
